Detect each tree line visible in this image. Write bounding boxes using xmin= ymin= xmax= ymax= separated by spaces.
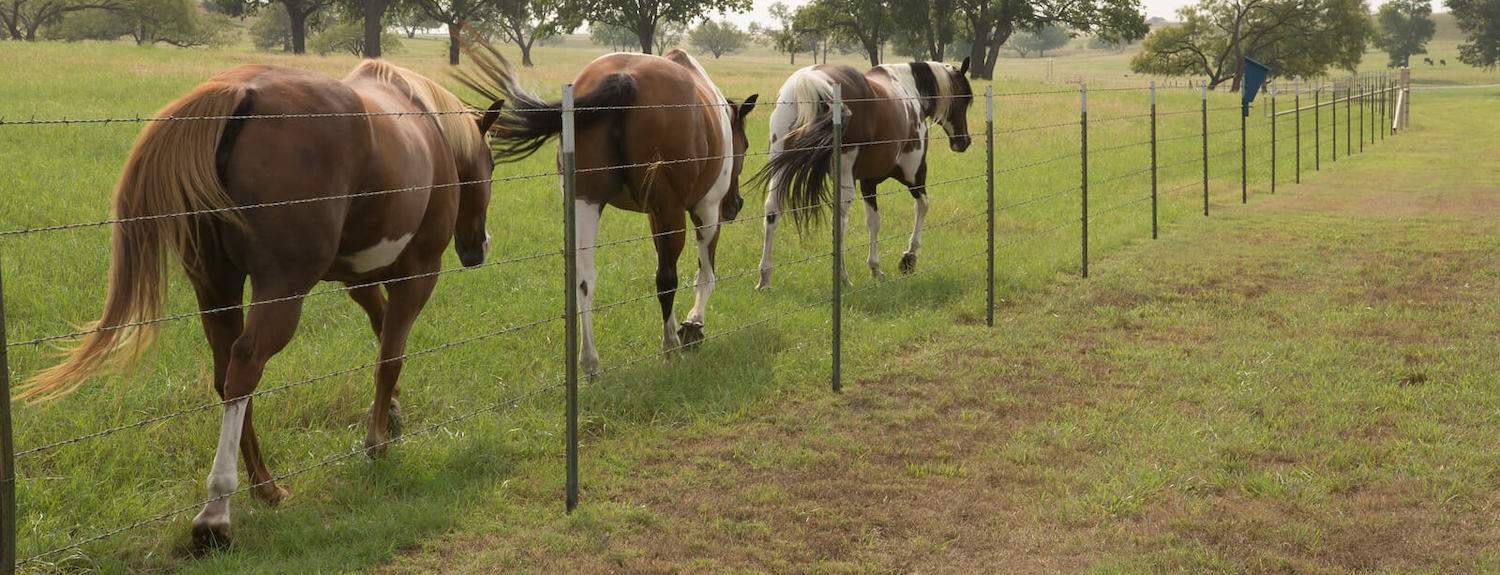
xmin=6 ymin=0 xmax=1499 ymax=79
xmin=1129 ymin=0 xmax=1500 ymax=90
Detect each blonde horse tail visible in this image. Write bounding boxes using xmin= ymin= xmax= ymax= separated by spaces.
xmin=19 ymin=81 xmax=247 ymax=402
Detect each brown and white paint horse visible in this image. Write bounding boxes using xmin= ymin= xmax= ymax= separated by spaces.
xmin=459 ymin=42 xmax=756 ymax=374
xmin=755 ymin=60 xmax=973 ymax=287
xmin=20 ymin=62 xmax=503 ymax=546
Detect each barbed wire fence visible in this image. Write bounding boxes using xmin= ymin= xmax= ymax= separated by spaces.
xmin=0 ymin=67 xmax=1413 ymax=574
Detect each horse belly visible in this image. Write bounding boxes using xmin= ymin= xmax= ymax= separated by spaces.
xmin=330 ymin=181 xmax=433 ymax=279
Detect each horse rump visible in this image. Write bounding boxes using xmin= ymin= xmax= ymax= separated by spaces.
xmin=456 ymin=34 xmax=637 ymax=163
xmin=752 ymin=107 xmax=839 ymax=233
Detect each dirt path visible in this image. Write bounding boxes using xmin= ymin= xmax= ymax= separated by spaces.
xmin=383 ymin=92 xmax=1500 ymax=574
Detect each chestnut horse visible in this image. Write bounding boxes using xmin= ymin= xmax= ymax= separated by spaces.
xmin=458 ymin=42 xmax=756 ymax=374
xmin=755 ymin=60 xmax=973 ymax=287
xmin=20 ymin=61 xmax=503 ymax=546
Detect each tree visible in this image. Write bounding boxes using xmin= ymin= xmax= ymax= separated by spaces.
xmin=358 ymin=0 xmax=391 ymax=56
xmin=955 ymin=0 xmax=1149 ymax=79
xmin=578 ymin=0 xmax=747 ymax=54
xmin=1011 ymin=23 xmax=1068 ymax=57
xmin=311 ymin=14 xmax=401 ymax=53
xmin=797 ymin=0 xmax=892 ymax=65
xmin=890 ymin=0 xmax=955 ymax=60
xmin=414 ymin=0 xmax=497 ymax=65
xmin=46 ymin=0 xmax=235 ymax=44
xmin=758 ymin=1 xmax=815 ymax=64
xmin=688 ymin=18 xmax=746 ymax=58
xmin=3 ymin=0 xmax=120 ymax=40
xmin=1130 ymin=0 xmax=1372 ymax=90
xmin=487 ymin=0 xmax=579 ymax=66
xmin=211 ymin=0 xmax=333 ymax=54
xmin=1374 ymin=0 xmax=1435 ymax=67
xmin=1448 ymin=0 xmax=1500 ymax=69
xmin=391 ymin=0 xmax=436 ymax=37
xmin=589 ymin=20 xmax=636 ymax=49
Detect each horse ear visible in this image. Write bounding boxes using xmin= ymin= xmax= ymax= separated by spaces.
xmin=476 ymin=99 xmax=505 ymax=135
xmin=738 ymin=94 xmax=759 ymax=120
xmin=958 ymin=57 xmax=970 ymax=75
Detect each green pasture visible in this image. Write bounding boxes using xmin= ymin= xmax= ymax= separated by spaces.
xmin=0 ymin=32 xmax=1478 ymax=573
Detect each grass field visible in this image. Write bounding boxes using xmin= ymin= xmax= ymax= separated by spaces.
xmin=0 ymin=29 xmax=1492 ymax=574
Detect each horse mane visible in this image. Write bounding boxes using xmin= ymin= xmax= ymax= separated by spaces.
xmin=892 ymin=62 xmax=958 ymax=122
xmin=346 ymin=60 xmax=482 ymax=163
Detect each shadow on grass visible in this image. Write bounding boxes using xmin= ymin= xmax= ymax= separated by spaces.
xmin=581 ymin=323 xmax=797 ymax=425
xmin=165 ymin=419 xmax=530 ymax=575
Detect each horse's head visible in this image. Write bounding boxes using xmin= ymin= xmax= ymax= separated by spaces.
xmin=454 ymin=99 xmax=504 ymax=268
xmin=722 ymin=94 xmax=759 ymax=221
xmin=938 ymin=58 xmax=974 ymax=153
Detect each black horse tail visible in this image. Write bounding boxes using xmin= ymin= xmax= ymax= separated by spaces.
xmin=456 ymin=32 xmax=636 ymax=163
xmin=753 ymin=108 xmax=839 ymax=233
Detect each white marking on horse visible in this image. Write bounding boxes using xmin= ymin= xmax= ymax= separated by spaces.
xmin=676 ymin=50 xmax=732 ymax=329
xmin=191 ymin=398 xmax=246 ymax=532
xmin=344 ymin=233 xmax=414 ymax=273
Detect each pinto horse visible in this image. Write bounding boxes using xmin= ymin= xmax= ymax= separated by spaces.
xmin=458 ymin=42 xmax=756 ymax=374
xmin=20 ymin=61 xmax=503 ymax=546
xmin=755 ymin=60 xmax=973 ymax=287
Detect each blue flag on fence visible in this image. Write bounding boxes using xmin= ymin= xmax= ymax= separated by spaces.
xmin=1241 ymin=57 xmax=1272 ymax=117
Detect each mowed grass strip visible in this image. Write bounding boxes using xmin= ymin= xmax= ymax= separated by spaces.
xmin=378 ymin=89 xmax=1500 ymax=573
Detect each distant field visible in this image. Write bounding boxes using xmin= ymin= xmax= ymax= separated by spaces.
xmin=0 ymin=29 xmax=1483 ymax=574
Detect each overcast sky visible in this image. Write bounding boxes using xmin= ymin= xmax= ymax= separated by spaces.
xmin=719 ymin=0 xmax=1438 ymax=30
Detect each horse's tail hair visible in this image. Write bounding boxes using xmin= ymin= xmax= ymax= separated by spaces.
xmin=19 ymin=81 xmax=247 ymax=402
xmin=456 ymin=32 xmax=636 ymax=163
xmin=753 ymin=70 xmax=841 ymax=233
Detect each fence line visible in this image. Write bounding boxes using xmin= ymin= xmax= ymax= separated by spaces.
xmin=0 ymin=69 xmax=1412 ymax=573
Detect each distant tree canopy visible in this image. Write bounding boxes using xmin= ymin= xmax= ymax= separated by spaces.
xmin=589 ymin=19 xmax=683 ymax=52
xmin=1374 ymin=0 xmax=1435 ymax=67
xmin=1130 ymin=0 xmax=1373 ymax=90
xmin=688 ymin=18 xmax=747 ymax=58
xmin=578 ymin=0 xmax=747 ymax=54
xmin=4 ymin=0 xmax=122 ymax=40
xmin=42 ymin=0 xmax=234 ymax=46
xmin=1011 ymin=24 xmax=1070 ymax=57
xmin=955 ymin=0 xmax=1148 ymax=79
xmin=756 ymin=1 xmax=822 ymax=64
xmin=309 ymin=14 xmax=401 ymax=54
xmin=481 ymin=0 xmax=579 ymax=66
xmin=794 ymin=0 xmax=893 ymax=65
xmin=1448 ymin=0 xmax=1500 ymax=69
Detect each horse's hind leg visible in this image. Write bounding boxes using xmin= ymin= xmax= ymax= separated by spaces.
xmin=901 ymin=161 xmax=930 ymax=274
xmin=861 ymin=180 xmax=884 ymax=280
xmin=347 ymin=284 xmax=386 ymax=336
xmin=191 ymin=277 xmax=312 ymax=548
xmin=363 ymin=274 xmax=437 ymax=457
xmin=192 ymin=264 xmax=286 ymax=508
xmin=650 ymin=209 xmax=687 ymax=353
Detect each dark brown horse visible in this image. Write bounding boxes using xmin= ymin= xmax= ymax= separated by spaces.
xmin=20 ymin=61 xmax=503 ymax=546
xmin=755 ymin=60 xmax=973 ymax=287
xmin=458 ymin=42 xmax=756 ymax=374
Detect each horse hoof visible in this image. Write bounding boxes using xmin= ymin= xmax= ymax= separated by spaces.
xmin=388 ymin=402 xmax=403 ymax=440
xmin=899 ymin=252 xmax=918 ymax=274
xmin=190 ymin=520 xmax=231 ymax=550
xmin=677 ymin=322 xmax=705 ymax=350
xmin=252 ymin=484 xmax=290 ymax=506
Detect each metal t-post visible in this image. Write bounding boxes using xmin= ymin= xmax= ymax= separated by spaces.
xmin=560 ymin=84 xmax=579 ymax=513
